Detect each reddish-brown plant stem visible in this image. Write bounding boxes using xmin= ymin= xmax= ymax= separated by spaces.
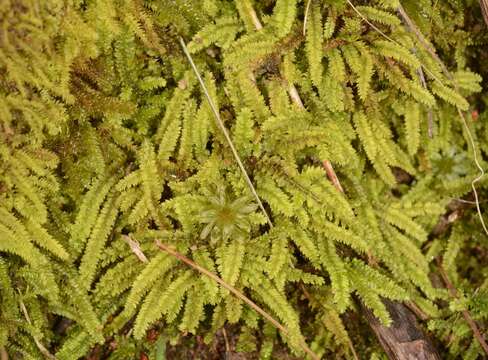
xmin=245 ymin=2 xmax=344 ymax=194
xmin=155 ymin=241 xmax=320 ymax=360
xmin=437 ymin=261 xmax=488 ymax=356
xmin=322 ymin=160 xmax=344 ymax=193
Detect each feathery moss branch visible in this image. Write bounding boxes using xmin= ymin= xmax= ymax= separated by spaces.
xmin=155 ymin=240 xmax=320 ymax=360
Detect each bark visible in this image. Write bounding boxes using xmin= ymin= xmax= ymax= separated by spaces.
xmin=361 ymin=299 xmax=441 ymax=360
xmin=481 ymin=0 xmax=488 ymax=27
xmin=360 ymin=196 xmax=480 ymax=359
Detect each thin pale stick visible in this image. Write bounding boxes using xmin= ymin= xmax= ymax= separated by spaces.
xmin=179 ymin=37 xmax=273 ymax=228
xmin=288 ymin=83 xmax=305 ymax=109
xmin=19 ymin=299 xmax=57 ymax=360
xmin=243 ymin=0 xmax=263 ymax=30
xmin=122 ymin=235 xmax=148 ymax=263
xmin=323 ymin=160 xmax=344 ymax=193
xmin=155 ymin=240 xmax=320 ymax=360
xmin=457 ymin=108 xmax=488 ymax=236
xmin=438 ymin=262 xmax=488 ymax=355
xmin=449 ymin=197 xmax=488 ymax=205
xmin=346 ymin=0 xmax=444 ymax=85
xmin=222 ymin=327 xmax=231 ymax=354
xmin=397 ymin=4 xmax=452 ymax=79
xmin=416 ymin=66 xmax=434 ymax=138
xmin=245 ymin=2 xmax=344 ymax=193
xmin=303 ymin=0 xmax=313 ymax=35
xmin=405 ymin=301 xmax=429 ymax=321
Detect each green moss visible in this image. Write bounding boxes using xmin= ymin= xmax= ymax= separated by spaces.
xmin=1 ymin=0 xmax=487 ymax=358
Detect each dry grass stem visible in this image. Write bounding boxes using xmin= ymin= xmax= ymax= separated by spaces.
xmin=155 ymin=240 xmax=320 ymax=360
xmin=245 ymin=2 xmax=344 ymax=194
xmin=19 ymin=300 xmax=57 ymax=360
xmin=122 ymin=235 xmax=148 ymax=263
xmin=303 ymin=0 xmax=313 ymax=35
xmin=179 ymin=37 xmax=273 ymax=228
xmin=437 ymin=262 xmax=488 ymax=355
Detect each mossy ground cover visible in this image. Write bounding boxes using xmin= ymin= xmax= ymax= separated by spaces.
xmin=1 ymin=1 xmax=488 ymax=359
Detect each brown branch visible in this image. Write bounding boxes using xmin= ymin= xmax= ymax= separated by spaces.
xmin=245 ymin=2 xmax=344 ymax=194
xmin=122 ymin=235 xmax=148 ymax=263
xmin=437 ymin=262 xmax=488 ymax=356
xmin=480 ymin=0 xmax=488 ymax=27
xmin=416 ymin=66 xmax=434 ymax=138
xmin=322 ymin=160 xmax=344 ymax=193
xmin=154 ymin=241 xmax=320 ymax=360
xmin=396 ymin=4 xmax=452 ymax=80
xmin=221 ymin=327 xmax=231 ymax=355
xmin=405 ymin=301 xmax=429 ymax=322
xmin=361 ymin=298 xmax=441 ymax=360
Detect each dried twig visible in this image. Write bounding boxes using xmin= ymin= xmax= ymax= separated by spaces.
xmin=481 ymin=0 xmax=488 ymax=27
xmin=450 ymin=197 xmax=488 ymax=205
xmin=437 ymin=262 xmax=488 ymax=355
xmin=245 ymin=2 xmax=344 ymax=194
xmin=155 ymin=241 xmax=320 ymax=360
xmin=19 ymin=299 xmax=57 ymax=360
xmin=221 ymin=327 xmax=231 ymax=357
xmin=396 ymin=4 xmax=452 ymax=80
xmin=179 ymin=37 xmax=273 ymax=228
xmin=322 ymin=160 xmax=344 ymax=193
xmin=303 ymin=0 xmax=313 ymax=35
xmin=288 ymin=83 xmax=305 ymax=109
xmin=416 ymin=65 xmax=435 ymax=138
xmin=1 ymin=348 xmax=8 ymax=360
xmin=122 ymin=235 xmax=148 ymax=263
xmin=405 ymin=301 xmax=429 ymax=322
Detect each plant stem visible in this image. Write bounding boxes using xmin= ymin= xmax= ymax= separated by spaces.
xmin=155 ymin=240 xmax=320 ymax=360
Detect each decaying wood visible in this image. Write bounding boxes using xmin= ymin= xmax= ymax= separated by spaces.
xmin=481 ymin=0 xmax=488 ymax=27
xmin=360 ymin=195 xmax=484 ymax=360
xmin=430 ymin=197 xmax=473 ymax=237
xmin=361 ymin=299 xmax=441 ymax=360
